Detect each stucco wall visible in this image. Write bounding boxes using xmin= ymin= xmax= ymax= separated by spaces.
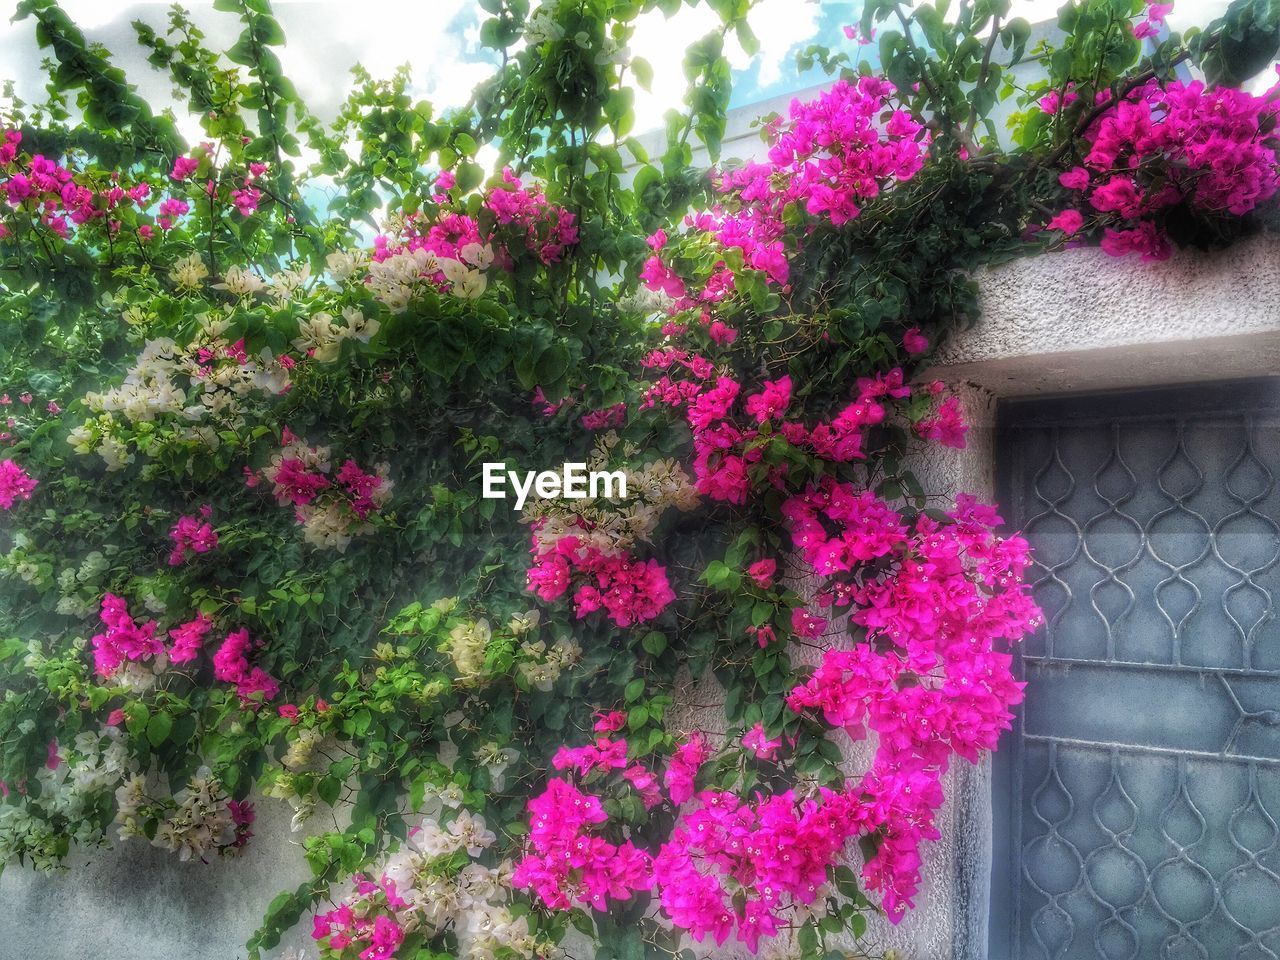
xmin=3 ymin=235 xmax=1278 ymax=960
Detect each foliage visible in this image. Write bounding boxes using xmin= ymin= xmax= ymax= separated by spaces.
xmin=0 ymin=0 xmax=1277 ymax=959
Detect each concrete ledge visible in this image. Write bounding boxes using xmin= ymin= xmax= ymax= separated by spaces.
xmin=935 ymin=232 xmax=1280 ymax=396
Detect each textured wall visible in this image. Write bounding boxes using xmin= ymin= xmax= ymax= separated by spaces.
xmin=0 ymin=796 xmax=318 ymax=960
xmin=3 ymin=238 xmax=1277 ymax=960
xmin=939 ymin=233 xmax=1280 ymax=395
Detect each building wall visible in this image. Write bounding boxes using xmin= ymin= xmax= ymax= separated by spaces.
xmin=3 ymin=235 xmax=1277 ymax=960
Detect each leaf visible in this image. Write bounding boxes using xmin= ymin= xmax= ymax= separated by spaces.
xmin=146 ymin=713 xmax=172 ymax=748
xmin=1197 ymin=0 xmax=1280 ymax=85
xmin=632 ymin=56 xmax=654 ymax=91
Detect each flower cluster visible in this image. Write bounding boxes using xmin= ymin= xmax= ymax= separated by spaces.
xmin=90 ymin=594 xmax=227 ymax=693
xmin=643 ymin=359 xmax=964 ymax=505
xmin=515 ymin=733 xmax=869 ymax=954
xmin=168 ymin=505 xmax=218 ymax=565
xmin=0 ymin=458 xmax=37 ymax=509
xmin=0 ymin=130 xmax=177 ymax=240
xmin=440 ymin=611 xmax=582 ymax=691
xmin=314 ymin=806 xmax=544 ymax=960
xmin=640 ymin=76 xmax=928 ymax=300
xmin=116 ymin=767 xmax=254 ymax=861
xmin=0 ymin=727 xmax=132 ymax=869
xmin=1049 ymin=78 xmax=1280 ymax=258
xmin=254 ymin=429 xmax=393 ymax=550
xmin=527 ymin=527 xmax=675 ymax=627
xmin=523 ymin=439 xmax=696 ymax=627
xmin=785 ymin=492 xmax=1041 ymax=918
xmin=90 ymin=593 xmax=165 ymax=682
xmin=212 ymin=627 xmax=280 ymax=706
xmin=70 ymin=316 xmax=295 ymax=470
xmin=511 ymin=772 xmax=653 ymax=911
xmin=367 ymin=170 xmax=577 ymax=311
xmin=653 ymin=788 xmax=859 ymax=952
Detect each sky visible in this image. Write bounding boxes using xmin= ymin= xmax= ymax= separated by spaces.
xmin=0 ymin=0 xmax=1254 ymax=142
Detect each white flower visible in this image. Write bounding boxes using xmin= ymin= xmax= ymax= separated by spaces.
xmin=169 ymin=253 xmax=209 ymax=290
xmin=523 ymin=10 xmax=565 ymax=45
xmin=97 ymin=435 xmax=135 ymax=472
xmin=341 ymin=306 xmax=380 ymax=344
xmin=476 ymin=744 xmax=519 ymax=791
xmin=445 ymin=619 xmax=492 ymax=679
xmin=211 ymin=265 xmax=266 ymax=298
xmin=325 ymin=249 xmax=365 ymax=283
xmin=448 ymin=810 xmax=496 ymax=857
xmin=460 ymin=242 xmax=495 ymax=268
xmin=293 ymin=312 xmax=342 ymax=362
xmin=269 ymin=263 xmax=311 ymax=301
xmin=508 ymin=609 xmax=540 ymax=635
xmin=67 ymin=424 xmax=96 ymax=454
xmin=438 ymin=258 xmax=489 ymax=299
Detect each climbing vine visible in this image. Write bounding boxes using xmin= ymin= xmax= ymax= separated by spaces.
xmin=0 ymin=0 xmax=1278 ymax=958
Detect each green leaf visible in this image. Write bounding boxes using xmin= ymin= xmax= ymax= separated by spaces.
xmin=632 ymin=56 xmax=654 ymax=91
xmin=145 ymin=713 xmax=172 ymax=748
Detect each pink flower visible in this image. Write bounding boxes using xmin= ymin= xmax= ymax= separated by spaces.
xmin=593 ymin=710 xmax=627 ymax=733
xmin=1046 ymin=209 xmax=1084 ymax=235
xmin=707 ymin=320 xmax=737 ymax=345
xmin=1100 ymin=222 xmax=1170 ymax=261
xmin=902 ymin=327 xmax=929 ymax=355
xmin=747 ymin=558 xmax=777 ymax=589
xmin=0 ymin=459 xmax=37 ymax=509
xmin=278 ymin=704 xmax=300 ymax=721
xmin=231 ymin=185 xmax=261 ymax=216
xmin=360 ymin=915 xmax=403 ymax=960
xmin=529 ymin=527 xmax=675 ymax=627
xmin=790 ymin=608 xmax=827 ymax=638
xmin=170 ymin=155 xmax=199 ymax=181
xmin=90 ymin=594 xmax=164 ymax=678
xmin=581 ymin=403 xmax=626 ymax=430
xmin=106 ymin=709 xmax=126 ymax=727
xmin=663 ymin=733 xmax=709 ymax=804
xmin=168 ymin=613 xmax=213 ymax=664
xmin=744 ymin=376 xmax=792 ymax=423
xmin=915 ymin=395 xmax=968 ymax=448
xmin=1089 ymin=176 xmax=1144 ymax=217
xmin=742 ymin=723 xmax=782 ymax=760
xmin=213 ymin=628 xmax=279 ymax=706
xmin=1058 ymin=167 xmax=1090 ymax=191
xmin=640 ymin=255 xmax=686 ymax=299
xmin=168 ymin=509 xmax=218 ymax=565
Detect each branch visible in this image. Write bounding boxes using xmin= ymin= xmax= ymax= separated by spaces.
xmin=964 ymin=13 xmax=1003 ymax=141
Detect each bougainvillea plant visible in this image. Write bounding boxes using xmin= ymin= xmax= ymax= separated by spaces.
xmin=0 ymin=0 xmax=1277 ymax=958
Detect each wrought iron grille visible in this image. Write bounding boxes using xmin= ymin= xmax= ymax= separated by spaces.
xmin=991 ymin=380 xmax=1280 ymax=960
